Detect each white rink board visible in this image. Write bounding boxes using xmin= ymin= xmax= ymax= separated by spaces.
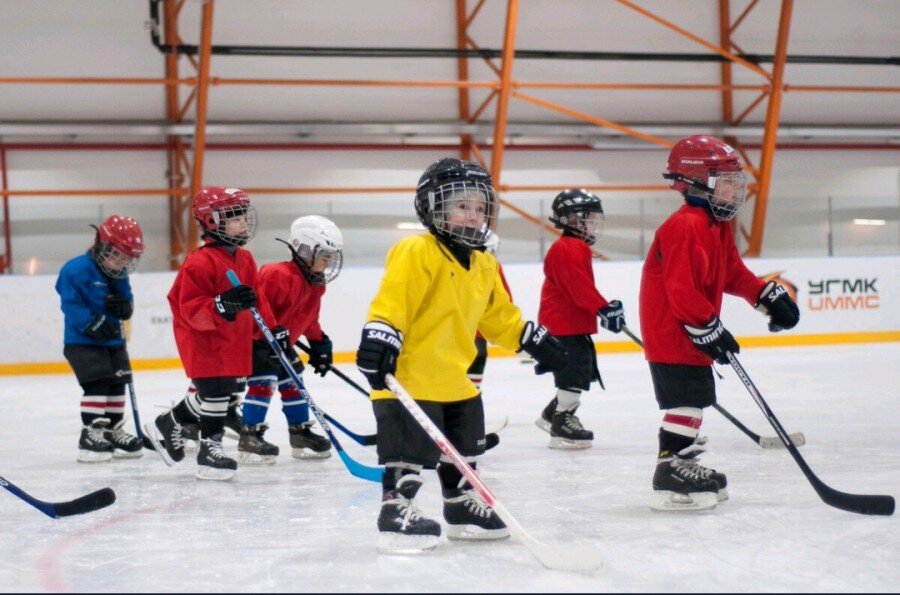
xmin=0 ymin=254 xmax=897 ymax=365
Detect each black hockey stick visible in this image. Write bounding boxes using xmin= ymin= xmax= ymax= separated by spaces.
xmin=0 ymin=474 xmax=116 ymax=518
xmin=726 ymin=351 xmax=894 ymax=516
xmin=227 ymin=271 xmax=382 ymax=483
xmin=621 ymin=325 xmax=805 ymax=449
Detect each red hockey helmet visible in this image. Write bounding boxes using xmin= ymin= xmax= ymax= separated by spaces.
xmin=663 ymin=135 xmax=747 ymax=221
xmin=191 ymin=186 xmax=258 ymax=246
xmin=92 ymin=215 xmax=144 ymax=278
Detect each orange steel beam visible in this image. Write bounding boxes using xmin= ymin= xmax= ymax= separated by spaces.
xmin=747 ymin=0 xmax=794 ymax=256
xmin=455 ymin=0 xmax=473 ymax=161
xmin=719 ymin=0 xmax=735 ymax=124
xmin=616 ymin=0 xmax=771 ymax=80
xmin=188 ymin=0 xmax=215 ymax=202
xmin=489 ymin=0 xmax=520 ymax=185
xmin=0 ymin=148 xmax=10 ymax=273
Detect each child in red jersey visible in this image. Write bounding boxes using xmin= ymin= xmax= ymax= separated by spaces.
xmin=237 ymin=215 xmax=343 ymax=464
xmin=640 ymin=136 xmax=799 ymax=511
xmin=145 ymin=186 xmax=275 ymax=481
xmin=535 ymin=189 xmax=627 ymax=449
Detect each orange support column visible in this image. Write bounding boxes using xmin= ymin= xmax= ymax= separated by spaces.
xmin=489 ymin=0 xmax=520 ymax=184
xmin=748 ymin=0 xmax=793 ymax=256
xmin=189 ymin=0 xmax=215 ymax=200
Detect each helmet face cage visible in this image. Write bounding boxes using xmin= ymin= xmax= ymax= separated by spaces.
xmin=294 ymin=243 xmax=343 ymax=285
xmin=685 ymin=170 xmax=747 ymax=221
xmin=92 ymin=241 xmax=140 ymax=279
xmin=557 ymin=209 xmax=605 ymax=246
xmin=430 ymin=181 xmax=497 ymax=248
xmin=209 ymin=203 xmax=259 ymax=246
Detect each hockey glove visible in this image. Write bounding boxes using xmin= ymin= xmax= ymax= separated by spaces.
xmin=214 ymin=284 xmax=257 ymax=321
xmin=306 ymin=334 xmax=334 ymax=377
xmin=356 ymin=321 xmax=402 ymax=391
xmin=85 ymin=314 xmax=122 ymax=342
xmin=519 ymin=321 xmax=568 ymax=375
xmin=597 ymin=300 xmax=625 ymax=334
xmin=755 ymin=281 xmax=799 ymax=332
xmin=684 ymin=316 xmax=739 ymax=365
xmin=105 ymin=294 xmax=134 ymax=320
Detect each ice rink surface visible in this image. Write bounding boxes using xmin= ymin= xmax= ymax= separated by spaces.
xmin=0 ymin=343 xmax=897 ymax=592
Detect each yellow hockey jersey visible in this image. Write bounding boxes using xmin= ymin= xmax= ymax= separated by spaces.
xmin=367 ymin=233 xmax=526 ymax=403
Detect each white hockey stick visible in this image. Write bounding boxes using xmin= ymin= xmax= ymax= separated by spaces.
xmin=385 ymin=374 xmax=603 ymax=572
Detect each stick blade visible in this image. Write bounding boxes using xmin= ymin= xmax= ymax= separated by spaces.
xmin=759 ymin=432 xmax=806 ymax=449
xmin=336 ymin=450 xmax=384 ymax=483
xmin=52 ymin=487 xmax=116 ymax=518
xmin=821 ymin=488 xmax=895 ymax=516
xmin=528 ymin=541 xmax=603 ymax=572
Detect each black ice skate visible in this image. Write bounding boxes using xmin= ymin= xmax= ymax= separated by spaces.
xmin=534 ymin=397 xmax=557 ymax=433
xmin=677 ymin=437 xmax=728 ymax=502
xmin=377 ymin=475 xmax=441 ymax=554
xmin=77 ymin=418 xmax=115 ymax=463
xmin=549 ymin=407 xmax=594 ymax=449
xmin=181 ymin=422 xmax=200 ymax=453
xmin=143 ymin=411 xmax=185 ymax=466
xmin=651 ymin=450 xmax=720 ymax=512
xmin=288 ymin=422 xmax=332 ymax=460
xmin=443 ymin=487 xmax=509 ymax=541
xmin=223 ymin=406 xmax=243 ymax=440
xmin=104 ymin=420 xmax=143 ymax=459
xmin=238 ymin=423 xmax=280 ymax=465
xmin=196 ymin=434 xmax=237 ymax=481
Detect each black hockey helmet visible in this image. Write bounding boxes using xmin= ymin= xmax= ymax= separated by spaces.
xmin=549 ymin=188 xmax=605 ymax=246
xmin=415 ymin=158 xmax=498 ymax=248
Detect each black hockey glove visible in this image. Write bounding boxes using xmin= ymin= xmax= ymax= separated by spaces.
xmin=356 ymin=321 xmax=402 ymax=391
xmin=105 ymin=294 xmax=134 ymax=320
xmin=597 ymin=300 xmax=625 ymax=334
xmin=519 ymin=321 xmax=568 ymax=375
xmin=684 ymin=316 xmax=739 ymax=365
xmin=307 ymin=334 xmax=334 ymax=377
xmin=85 ymin=314 xmax=122 ymax=342
xmin=755 ymin=281 xmax=799 ymax=332
xmin=214 ymin=284 xmax=257 ymax=321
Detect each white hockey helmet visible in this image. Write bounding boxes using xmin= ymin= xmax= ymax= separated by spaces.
xmin=482 ymin=232 xmax=500 ymax=256
xmin=287 ymin=215 xmax=344 ymax=285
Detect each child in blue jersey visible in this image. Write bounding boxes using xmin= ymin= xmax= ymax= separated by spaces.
xmin=56 ymin=215 xmax=145 ymax=462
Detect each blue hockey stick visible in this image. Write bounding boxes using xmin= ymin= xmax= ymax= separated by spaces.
xmin=226 ymin=270 xmax=382 ymax=483
xmin=0 ymin=474 xmax=116 ymax=518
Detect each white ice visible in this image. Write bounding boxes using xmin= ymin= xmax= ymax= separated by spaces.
xmin=1 ymin=343 xmax=898 ymax=592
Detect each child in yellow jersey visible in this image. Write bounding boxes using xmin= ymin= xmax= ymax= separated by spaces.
xmin=356 ymin=158 xmax=568 ymax=554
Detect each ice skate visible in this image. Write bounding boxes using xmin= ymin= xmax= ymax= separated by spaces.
xmin=223 ymin=406 xmax=243 ymax=440
xmin=143 ymin=411 xmax=185 ymax=466
xmin=288 ymin=422 xmax=332 ymax=459
xmin=443 ymin=488 xmax=509 ymax=541
xmin=650 ymin=454 xmax=719 ymax=512
xmin=376 ymin=475 xmax=441 ymax=554
xmin=196 ymin=434 xmax=237 ymax=480
xmin=549 ymin=407 xmax=593 ymax=449
xmin=181 ymin=422 xmax=200 ymax=453
xmin=77 ymin=418 xmax=114 ymax=463
xmin=105 ymin=420 xmax=143 ymax=458
xmin=534 ymin=397 xmax=557 ymax=433
xmin=238 ymin=423 xmax=280 ymax=465
xmin=677 ymin=437 xmax=728 ymax=501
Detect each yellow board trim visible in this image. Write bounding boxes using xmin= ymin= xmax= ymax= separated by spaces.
xmin=2 ymin=331 xmax=898 ymax=376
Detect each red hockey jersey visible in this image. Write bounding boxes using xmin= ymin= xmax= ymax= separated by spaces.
xmin=539 ymin=236 xmax=610 ymax=336
xmin=639 ymin=204 xmax=765 ymax=366
xmin=168 ymin=241 xmax=275 ymax=378
xmin=254 ymin=261 xmax=326 ymax=344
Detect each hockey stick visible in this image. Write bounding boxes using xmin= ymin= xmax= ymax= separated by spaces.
xmin=726 ymin=351 xmax=894 ymax=516
xmin=385 ymin=374 xmax=603 ymax=571
xmin=227 ymin=271 xmax=383 ymax=483
xmin=295 ymin=341 xmax=507 ymax=444
xmin=126 ymin=380 xmax=144 ymax=442
xmin=621 ymin=325 xmax=805 ymax=449
xmin=0 ymin=474 xmax=116 ymax=518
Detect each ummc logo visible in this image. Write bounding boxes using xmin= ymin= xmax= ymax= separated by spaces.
xmin=807 ymin=277 xmax=879 ymax=311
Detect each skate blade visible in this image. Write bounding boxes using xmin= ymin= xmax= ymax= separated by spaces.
xmin=142 ymin=422 xmax=177 ymax=466
xmin=376 ymin=533 xmax=439 ymax=554
xmin=195 ymin=467 xmax=236 ymax=481
xmin=291 ymin=448 xmax=332 ymax=460
xmin=238 ymin=452 xmax=278 ymax=466
xmin=446 ymin=524 xmax=510 ymax=541
xmin=549 ymin=436 xmax=593 ymax=450
xmin=77 ymin=450 xmax=113 ymax=463
xmin=223 ymin=428 xmax=240 ymax=441
xmin=717 ymin=488 xmax=729 ymax=502
xmin=183 ymin=440 xmax=199 ymax=454
xmin=650 ymin=491 xmax=718 ymax=512
xmin=534 ymin=418 xmax=551 ymax=434
xmin=112 ymin=449 xmax=144 ymax=459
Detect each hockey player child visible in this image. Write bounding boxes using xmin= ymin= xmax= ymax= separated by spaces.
xmin=146 ymin=186 xmax=276 ymax=480
xmin=57 ymin=215 xmax=145 ymax=462
xmin=356 ymin=158 xmax=568 ymax=553
xmin=237 ymin=215 xmax=342 ymax=464
xmin=640 ymin=135 xmax=799 ymax=511
xmin=534 ymin=189 xmax=627 ymax=449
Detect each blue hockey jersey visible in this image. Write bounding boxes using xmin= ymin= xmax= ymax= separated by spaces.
xmin=55 ymin=252 xmax=134 ymax=347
